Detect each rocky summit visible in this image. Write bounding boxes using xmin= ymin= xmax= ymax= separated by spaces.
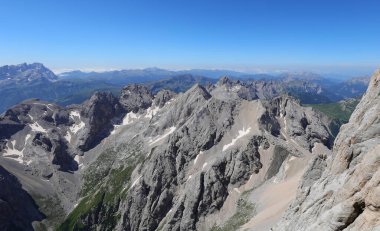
xmin=0 ymin=71 xmax=379 ymax=231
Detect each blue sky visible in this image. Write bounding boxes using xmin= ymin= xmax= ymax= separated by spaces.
xmin=0 ymin=0 xmax=379 ymax=75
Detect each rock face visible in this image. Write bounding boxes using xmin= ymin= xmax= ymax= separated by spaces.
xmin=53 ymin=79 xmax=333 ymax=231
xmin=262 ymin=95 xmax=333 ymax=150
xmin=275 ymin=70 xmax=380 ymax=231
xmin=153 ymin=89 xmax=176 ymax=108
xmin=119 ymin=84 xmax=153 ymax=112
xmin=0 ymin=77 xmax=339 ymax=231
xmin=79 ymin=92 xmax=124 ymax=151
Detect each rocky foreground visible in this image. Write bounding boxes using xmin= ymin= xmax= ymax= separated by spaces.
xmin=275 ymin=70 xmax=380 ymax=230
xmin=0 ymin=71 xmax=379 ymax=231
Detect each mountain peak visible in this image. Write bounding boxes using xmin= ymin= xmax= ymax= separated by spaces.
xmin=119 ymin=84 xmax=153 ymax=112
xmin=187 ymin=83 xmax=212 ymax=99
xmin=217 ymin=76 xmax=234 ymax=85
xmin=0 ymin=62 xmax=57 ymax=81
xmin=369 ymin=68 xmax=380 ymax=89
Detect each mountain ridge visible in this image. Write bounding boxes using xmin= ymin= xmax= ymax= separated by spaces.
xmin=0 ymin=73 xmax=336 ymax=230
xmin=0 ymin=62 xmax=371 ymax=114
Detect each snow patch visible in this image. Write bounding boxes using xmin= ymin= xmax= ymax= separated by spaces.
xmin=70 ymin=111 xmax=81 ymax=119
xmin=69 ymin=111 xmax=85 ymax=134
xmin=149 ymin=127 xmax=176 ymax=145
xmin=194 ymin=151 xmax=203 ymax=165
xmin=28 ymin=114 xmax=34 ymax=121
xmin=145 ymin=106 xmax=160 ymax=119
xmin=30 ymin=122 xmax=47 ymax=133
xmin=70 ymin=121 xmax=85 ymax=134
xmin=165 ymin=98 xmax=175 ymax=106
xmin=47 ymin=104 xmax=54 ymax=111
xmin=122 ymin=112 xmax=141 ymax=125
xmin=3 ymin=142 xmax=24 ymax=164
xmin=25 ymin=134 xmax=31 ymax=143
xmin=11 ymin=140 xmax=16 ymax=148
xmin=74 ymin=155 xmax=83 ymax=168
xmin=110 ymin=111 xmax=144 ymax=134
xmin=64 ymin=131 xmax=72 ymax=143
xmin=202 ymin=162 xmax=208 ymax=170
xmin=131 ymin=176 xmax=141 ymax=188
xmin=231 ymin=85 xmax=241 ymax=92
xmin=222 ymin=127 xmax=251 ymax=151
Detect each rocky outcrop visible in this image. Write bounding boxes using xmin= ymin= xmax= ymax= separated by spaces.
xmin=0 ymin=100 xmax=77 ymax=170
xmin=153 ymin=89 xmax=176 ymax=108
xmin=119 ymin=84 xmax=153 ymax=112
xmin=275 ymin=70 xmax=380 ymax=231
xmin=118 ymin=85 xmax=229 ymax=231
xmin=261 ymin=95 xmax=333 ymax=150
xmin=78 ymin=92 xmax=124 ymax=151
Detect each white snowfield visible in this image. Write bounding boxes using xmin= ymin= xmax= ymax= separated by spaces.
xmin=194 ymin=151 xmax=203 ymax=165
xmin=122 ymin=111 xmax=141 ymax=125
xmin=2 ymin=134 xmax=33 ymax=164
xmin=3 ymin=142 xmax=24 ymax=164
xmin=231 ymin=85 xmax=241 ymax=92
xmin=30 ymin=122 xmax=47 ymax=133
xmin=25 ymin=134 xmax=31 ymax=144
xmin=111 ymin=111 xmax=143 ymax=135
xmin=149 ymin=126 xmax=176 ymax=146
xmin=27 ymin=114 xmax=47 ymax=133
xmin=202 ymin=162 xmax=208 ymax=170
xmin=222 ymin=127 xmax=252 ymax=151
xmin=131 ymin=176 xmax=142 ymax=188
xmin=145 ymin=106 xmax=160 ymax=119
xmin=64 ymin=131 xmax=72 ymax=143
xmin=74 ymin=155 xmax=83 ymax=168
xmin=70 ymin=111 xmax=85 ymax=134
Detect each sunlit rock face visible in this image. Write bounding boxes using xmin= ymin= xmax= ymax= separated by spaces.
xmin=274 ymin=70 xmax=380 ymax=231
xmin=0 ymin=77 xmax=336 ymax=230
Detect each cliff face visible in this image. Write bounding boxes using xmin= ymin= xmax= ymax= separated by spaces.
xmin=0 ymin=76 xmax=340 ymax=231
xmin=275 ymin=70 xmax=380 ymax=231
xmin=55 ymin=80 xmax=333 ymax=231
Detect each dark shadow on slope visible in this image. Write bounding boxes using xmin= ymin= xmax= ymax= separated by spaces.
xmin=0 ymin=165 xmax=45 ymax=231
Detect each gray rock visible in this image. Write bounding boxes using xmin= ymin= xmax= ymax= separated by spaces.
xmin=154 ymin=89 xmax=176 ymax=108
xmin=274 ymin=69 xmax=380 ymax=231
xmin=0 ymin=76 xmax=338 ymax=231
xmin=119 ymin=84 xmax=153 ymax=113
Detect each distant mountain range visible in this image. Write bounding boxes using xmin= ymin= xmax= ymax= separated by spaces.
xmin=0 ymin=63 xmax=371 ymax=113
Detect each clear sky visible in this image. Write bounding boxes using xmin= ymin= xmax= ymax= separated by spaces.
xmin=0 ymin=0 xmax=379 ymax=75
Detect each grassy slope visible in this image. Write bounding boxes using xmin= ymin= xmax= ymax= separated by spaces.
xmin=58 ymin=141 xmax=144 ymax=231
xmin=305 ymin=99 xmax=360 ymax=137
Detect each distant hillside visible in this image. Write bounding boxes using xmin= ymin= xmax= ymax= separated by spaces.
xmin=0 ymin=63 xmax=371 ymax=114
xmin=146 ymin=74 xmax=217 ymax=94
xmin=305 ymin=98 xmax=360 ymax=137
